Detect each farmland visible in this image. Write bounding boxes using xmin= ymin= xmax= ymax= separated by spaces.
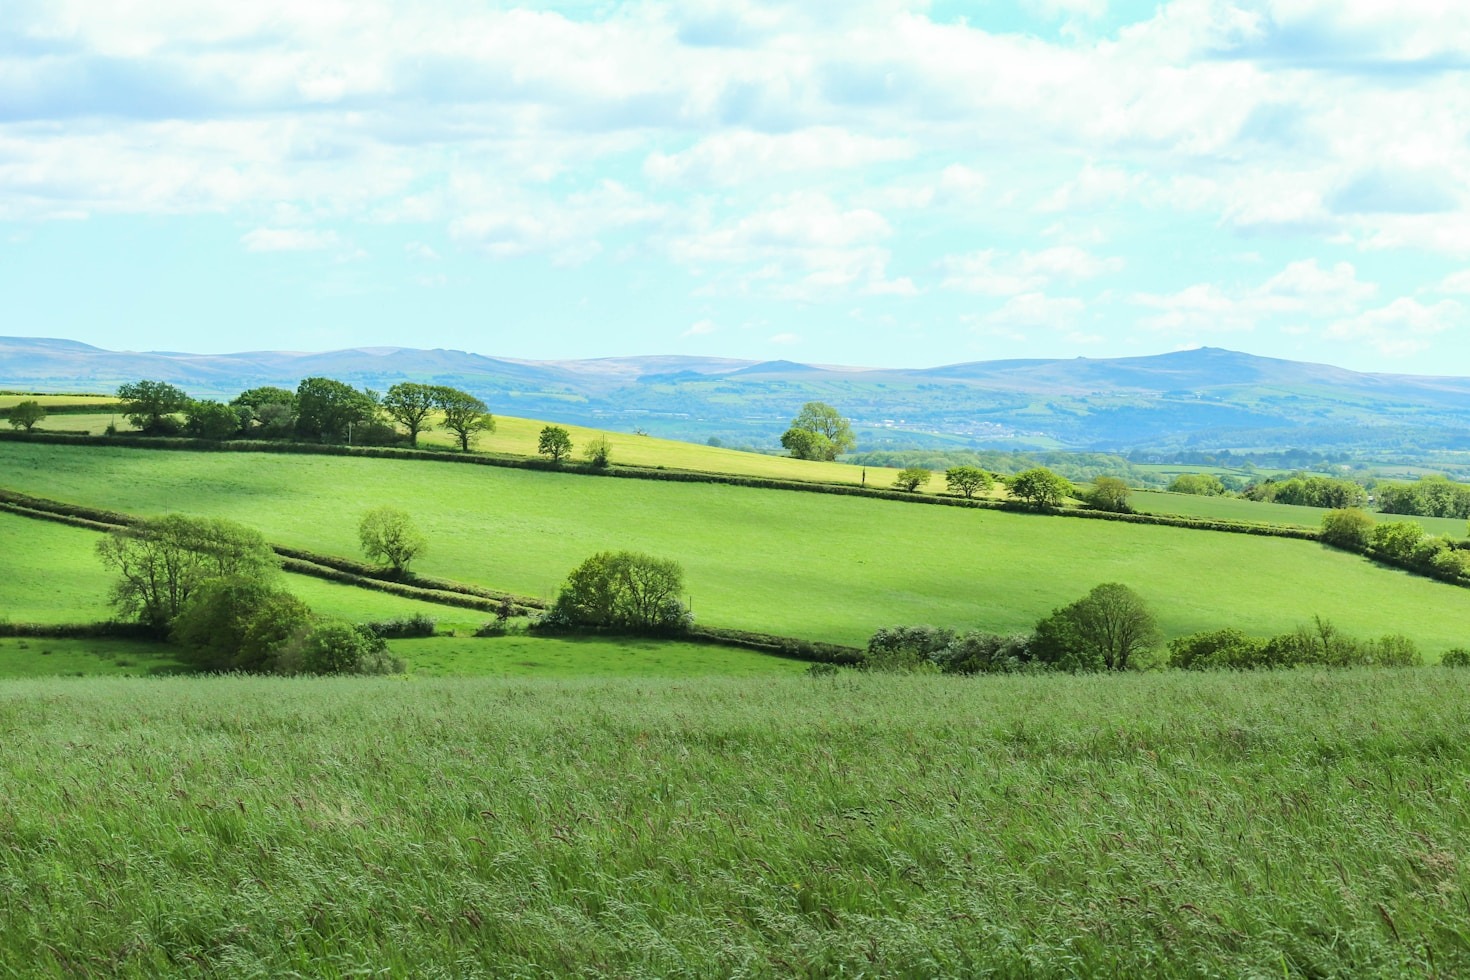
xmin=3 ymin=440 xmax=1469 ymax=654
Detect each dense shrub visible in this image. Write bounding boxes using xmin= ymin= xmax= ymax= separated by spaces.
xmin=864 ymin=626 xmax=1034 ymax=674
xmin=278 ymin=621 xmax=405 ymax=676
xmin=1168 ymin=473 xmax=1226 ymax=496
xmin=1167 ymin=628 xmax=1268 ymax=670
xmin=1031 ymin=583 xmax=1159 ymax=672
xmin=171 ymin=576 xmax=312 ymax=672
xmin=362 ymin=614 xmax=438 ymax=639
xmin=542 ymin=551 xmax=691 ymax=634
xmin=1441 ymin=648 xmax=1470 ymax=667
xmin=1320 ymin=508 xmax=1374 ymax=551
xmin=1245 ymin=474 xmax=1366 ymax=509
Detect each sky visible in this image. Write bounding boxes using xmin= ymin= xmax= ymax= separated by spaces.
xmin=2 ymin=0 xmax=1469 ymax=374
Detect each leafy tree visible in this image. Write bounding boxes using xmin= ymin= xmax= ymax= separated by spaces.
xmin=434 ymin=386 xmax=494 ymax=451
xmin=1168 ymin=473 xmax=1226 ymax=496
xmin=893 ymin=467 xmax=931 ymax=492
xmin=1321 ymin=508 xmax=1375 ymax=551
xmin=232 ymin=386 xmax=297 ymax=438
xmin=944 ymin=466 xmax=993 ymax=499
xmin=1032 ymin=583 xmax=1159 ymax=672
xmin=546 ymin=551 xmax=690 ymax=633
xmin=1087 ymin=476 xmax=1132 ymax=513
xmin=1168 ymin=628 xmax=1267 ymax=670
xmin=358 ymin=507 xmax=427 ymax=576
xmin=1008 ymin=467 xmax=1071 ymax=509
xmin=584 ymin=434 xmax=612 ymax=468
xmin=117 ymin=380 xmax=190 ymax=434
xmin=295 ymin=377 xmax=378 ymax=443
xmin=538 ymin=425 xmax=572 ymax=463
xmin=184 ymin=399 xmax=242 ymax=440
xmin=381 ymin=383 xmax=439 ymax=447
xmin=171 ymin=577 xmax=312 ymax=672
xmin=7 ymin=400 xmax=45 ymax=432
xmin=1370 ymin=520 xmax=1425 ymax=561
xmin=781 ymin=402 xmax=854 ymax=461
xmin=96 ymin=515 xmax=280 ymax=630
xmin=279 ymin=620 xmax=404 ymax=676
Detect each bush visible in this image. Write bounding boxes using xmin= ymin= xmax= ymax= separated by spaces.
xmin=362 ymin=613 xmax=438 ymax=639
xmin=358 ymin=507 xmax=427 ymax=576
xmin=171 ymin=576 xmax=312 ymax=672
xmin=544 ymin=551 xmax=691 ymax=634
xmin=279 ymin=620 xmax=406 ymax=676
xmin=1167 ymin=628 xmax=1267 ymax=670
xmin=584 ymin=435 xmax=612 ymax=469
xmin=1086 ymin=476 xmax=1132 ymax=513
xmin=1320 ymin=508 xmax=1374 ymax=551
xmin=1441 ymin=648 xmax=1470 ymax=667
xmin=1169 ymin=473 xmax=1226 ymax=496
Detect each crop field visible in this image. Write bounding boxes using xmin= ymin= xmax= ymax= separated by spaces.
xmin=1 ymin=669 xmax=1467 ymax=975
xmin=0 ymin=393 xmax=118 ymax=409
xmin=4 ymin=442 xmax=1470 ymax=654
xmin=1134 ymin=489 xmax=1469 ymax=538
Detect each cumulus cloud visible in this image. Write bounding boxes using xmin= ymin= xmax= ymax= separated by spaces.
xmin=1134 ymin=259 xmax=1378 ymax=333
xmin=1326 ymin=298 xmax=1463 ymax=357
xmin=940 ymin=246 xmax=1123 ymax=296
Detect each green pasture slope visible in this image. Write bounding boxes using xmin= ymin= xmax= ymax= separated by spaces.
xmin=1134 ymin=488 xmax=1469 ymax=538
xmin=2 ymin=441 xmax=1469 ymax=654
xmin=1 ymin=671 xmax=1468 ymax=975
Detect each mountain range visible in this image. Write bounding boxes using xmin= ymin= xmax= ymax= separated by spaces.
xmin=5 ymin=336 xmax=1470 ymax=455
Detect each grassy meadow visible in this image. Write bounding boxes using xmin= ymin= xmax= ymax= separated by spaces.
xmin=3 ymin=441 xmax=1470 ymax=655
xmin=0 ymin=670 xmax=1467 ymax=976
xmin=1133 ymin=488 xmax=1469 ymax=537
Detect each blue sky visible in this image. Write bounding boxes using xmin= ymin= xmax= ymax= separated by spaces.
xmin=2 ymin=0 xmax=1469 ymax=373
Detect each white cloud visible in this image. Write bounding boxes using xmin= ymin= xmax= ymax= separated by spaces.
xmin=241 ymin=227 xmax=342 ymax=252
xmin=940 ymin=246 xmax=1122 ymax=295
xmin=683 ymin=319 xmax=717 ymax=337
xmin=645 ymin=128 xmax=913 ymax=186
xmin=977 ymin=292 xmax=1086 ymax=333
xmin=1435 ymin=269 xmax=1470 ymax=295
xmin=1135 ymin=259 xmax=1379 ymax=333
xmin=1326 ymin=298 xmax=1463 ymax=357
xmin=768 ymin=332 xmax=801 ymax=345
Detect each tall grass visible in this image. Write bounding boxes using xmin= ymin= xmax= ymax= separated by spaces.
xmin=0 ymin=670 xmax=1467 ymax=975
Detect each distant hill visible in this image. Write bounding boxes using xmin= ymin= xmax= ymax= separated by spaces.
xmin=4 ymin=337 xmax=1470 ymax=455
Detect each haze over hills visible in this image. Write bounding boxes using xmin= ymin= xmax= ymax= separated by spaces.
xmin=4 ymin=336 xmax=1470 ymax=455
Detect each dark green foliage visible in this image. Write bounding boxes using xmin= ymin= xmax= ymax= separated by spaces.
xmin=1168 ymin=473 xmax=1226 ymax=496
xmin=1258 ymin=617 xmax=1421 ymax=668
xmin=381 ymin=383 xmax=438 ymax=447
xmin=434 ymin=386 xmax=494 ymax=451
xmin=537 ymin=425 xmax=572 ymax=463
xmin=545 ymin=551 xmax=690 ymax=633
xmin=1167 ymin=628 xmax=1268 ymax=670
xmin=295 ymin=377 xmax=378 ymax=443
xmin=1244 ymin=473 xmax=1366 ymax=508
xmin=7 ymin=400 xmax=45 ymax=431
xmin=116 ymin=380 xmax=189 ymax=434
xmin=781 ymin=402 xmax=854 ymax=460
xmin=362 ymin=614 xmax=438 ymax=639
xmin=892 ymin=467 xmax=930 ymax=492
xmin=232 ymin=388 xmax=298 ymax=438
xmin=1442 ymin=648 xmax=1470 ymax=666
xmin=943 ymin=465 xmax=993 ymax=498
xmin=865 ymin=626 xmax=1035 ymax=674
xmin=184 ymin=399 xmax=243 ymax=440
xmin=1376 ymin=474 xmax=1470 ymax=519
xmin=95 ymin=514 xmax=280 ymax=629
xmin=1320 ymin=507 xmax=1374 ymax=550
xmin=583 ymin=435 xmax=612 ymax=469
xmin=1087 ymin=475 xmax=1132 ymax=513
xmin=1007 ymin=467 xmax=1071 ymax=509
xmin=1031 ymin=582 xmax=1159 ymax=672
xmin=171 ymin=577 xmax=312 ymax=671
xmin=280 ymin=620 xmax=405 ymax=676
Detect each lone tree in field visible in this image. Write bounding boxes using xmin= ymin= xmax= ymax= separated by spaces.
xmin=434 ymin=386 xmax=494 ymax=451
xmin=538 ymin=425 xmax=573 ymax=463
xmin=1087 ymin=476 xmax=1132 ymax=513
xmin=780 ymin=402 xmax=855 ymax=461
xmin=358 ymin=507 xmax=427 ymax=577
xmin=893 ymin=467 xmax=931 ymax=492
xmin=117 ymin=380 xmax=190 ymax=434
xmin=944 ymin=465 xmax=993 ymax=499
xmin=1032 ymin=582 xmax=1159 ymax=672
xmin=547 ymin=551 xmax=690 ymax=633
xmin=1008 ymin=467 xmax=1072 ymax=510
xmin=382 ymin=383 xmax=439 ymax=447
xmin=96 ymin=514 xmax=280 ymax=630
xmin=7 ymin=400 xmax=45 ymax=432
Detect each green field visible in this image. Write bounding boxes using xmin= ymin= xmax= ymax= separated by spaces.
xmin=0 ymin=637 xmax=190 ymax=678
xmin=0 ymin=670 xmax=1467 ymax=975
xmin=1134 ymin=488 xmax=1469 ymax=538
xmin=4 ymin=442 xmax=1470 ymax=655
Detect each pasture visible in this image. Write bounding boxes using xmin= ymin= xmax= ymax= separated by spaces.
xmin=0 ymin=670 xmax=1466 ymax=976
xmin=3 ymin=442 xmax=1470 ymax=654
xmin=1132 ymin=488 xmax=1470 ymax=538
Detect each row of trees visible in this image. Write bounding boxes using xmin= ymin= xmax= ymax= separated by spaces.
xmin=1320 ymin=508 xmax=1470 ymax=582
xmin=1172 ymin=469 xmax=1470 ymax=522
xmin=114 ymin=379 xmax=495 ymax=450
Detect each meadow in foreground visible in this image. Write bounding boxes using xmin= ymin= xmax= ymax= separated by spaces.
xmin=3 ymin=442 xmax=1469 ymax=653
xmin=0 ymin=670 xmax=1466 ymax=976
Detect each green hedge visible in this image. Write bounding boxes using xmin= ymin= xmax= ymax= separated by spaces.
xmin=0 ymin=621 xmax=155 ymax=639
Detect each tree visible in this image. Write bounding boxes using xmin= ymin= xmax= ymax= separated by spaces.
xmin=1321 ymin=508 xmax=1375 ymax=551
xmin=944 ymin=466 xmax=993 ymax=499
xmin=1169 ymin=473 xmax=1226 ymax=496
xmin=584 ymin=434 xmax=612 ymax=468
xmin=1370 ymin=520 xmax=1425 ymax=561
xmin=434 ymin=386 xmax=494 ymax=452
xmin=117 ymin=380 xmax=190 ymax=434
xmin=232 ymin=386 xmax=297 ymax=438
xmin=381 ymin=383 xmax=439 ymax=447
xmin=96 ymin=515 xmax=280 ymax=630
xmin=893 ymin=467 xmax=931 ymax=492
xmin=171 ymin=577 xmax=312 ymax=672
xmin=184 ymin=399 xmax=242 ymax=440
xmin=781 ymin=402 xmax=855 ymax=461
xmin=295 ymin=377 xmax=377 ymax=443
xmin=546 ymin=551 xmax=690 ymax=632
xmin=1032 ymin=583 xmax=1159 ymax=672
xmin=538 ymin=425 xmax=572 ymax=463
xmin=1167 ymin=628 xmax=1267 ymax=670
xmin=1008 ymin=467 xmax=1071 ymax=509
xmin=1087 ymin=476 xmax=1132 ymax=513
xmin=278 ymin=620 xmax=404 ymax=676
xmin=7 ymin=400 xmax=45 ymax=432
xmin=358 ymin=507 xmax=427 ymax=577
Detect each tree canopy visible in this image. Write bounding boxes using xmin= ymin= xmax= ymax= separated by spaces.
xmin=538 ymin=425 xmax=573 ymax=463
xmin=381 ymin=383 xmax=439 ymax=447
xmin=781 ymin=402 xmax=854 ymax=461
xmin=546 ymin=551 xmax=690 ymax=633
xmin=435 ymin=386 xmax=494 ymax=451
xmin=1087 ymin=476 xmax=1132 ymax=513
xmin=358 ymin=507 xmax=428 ymax=576
xmin=1032 ymin=583 xmax=1159 ymax=672
xmin=295 ymin=377 xmax=378 ymax=443
xmin=6 ymin=400 xmax=45 ymax=432
xmin=117 ymin=380 xmax=190 ymax=434
xmin=1008 ymin=467 xmax=1071 ymax=509
xmin=944 ymin=466 xmax=993 ymax=499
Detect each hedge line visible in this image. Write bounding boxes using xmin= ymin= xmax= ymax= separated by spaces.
xmin=276 ymin=558 xmax=515 ymax=614
xmin=0 ymin=621 xmax=156 ymax=639
xmin=685 ymin=625 xmax=865 ymax=665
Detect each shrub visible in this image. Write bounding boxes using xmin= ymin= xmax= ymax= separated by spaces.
xmin=1441 ymin=648 xmax=1470 ymax=667
xmin=1169 ymin=473 xmax=1225 ymax=496
xmin=892 ymin=467 xmax=931 ymax=492
xmin=279 ymin=620 xmax=405 ymax=676
xmin=1086 ymin=476 xmax=1132 ymax=513
xmin=1320 ymin=508 xmax=1374 ymax=551
xmin=584 ymin=435 xmax=612 ymax=469
xmin=544 ymin=551 xmax=691 ymax=633
xmin=362 ymin=613 xmax=438 ymax=639
xmin=171 ymin=576 xmax=312 ymax=672
xmin=1168 ymin=628 xmax=1267 ymax=670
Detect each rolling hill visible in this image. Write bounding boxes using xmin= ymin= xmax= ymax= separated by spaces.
xmin=6 ymin=337 xmax=1470 ymax=454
